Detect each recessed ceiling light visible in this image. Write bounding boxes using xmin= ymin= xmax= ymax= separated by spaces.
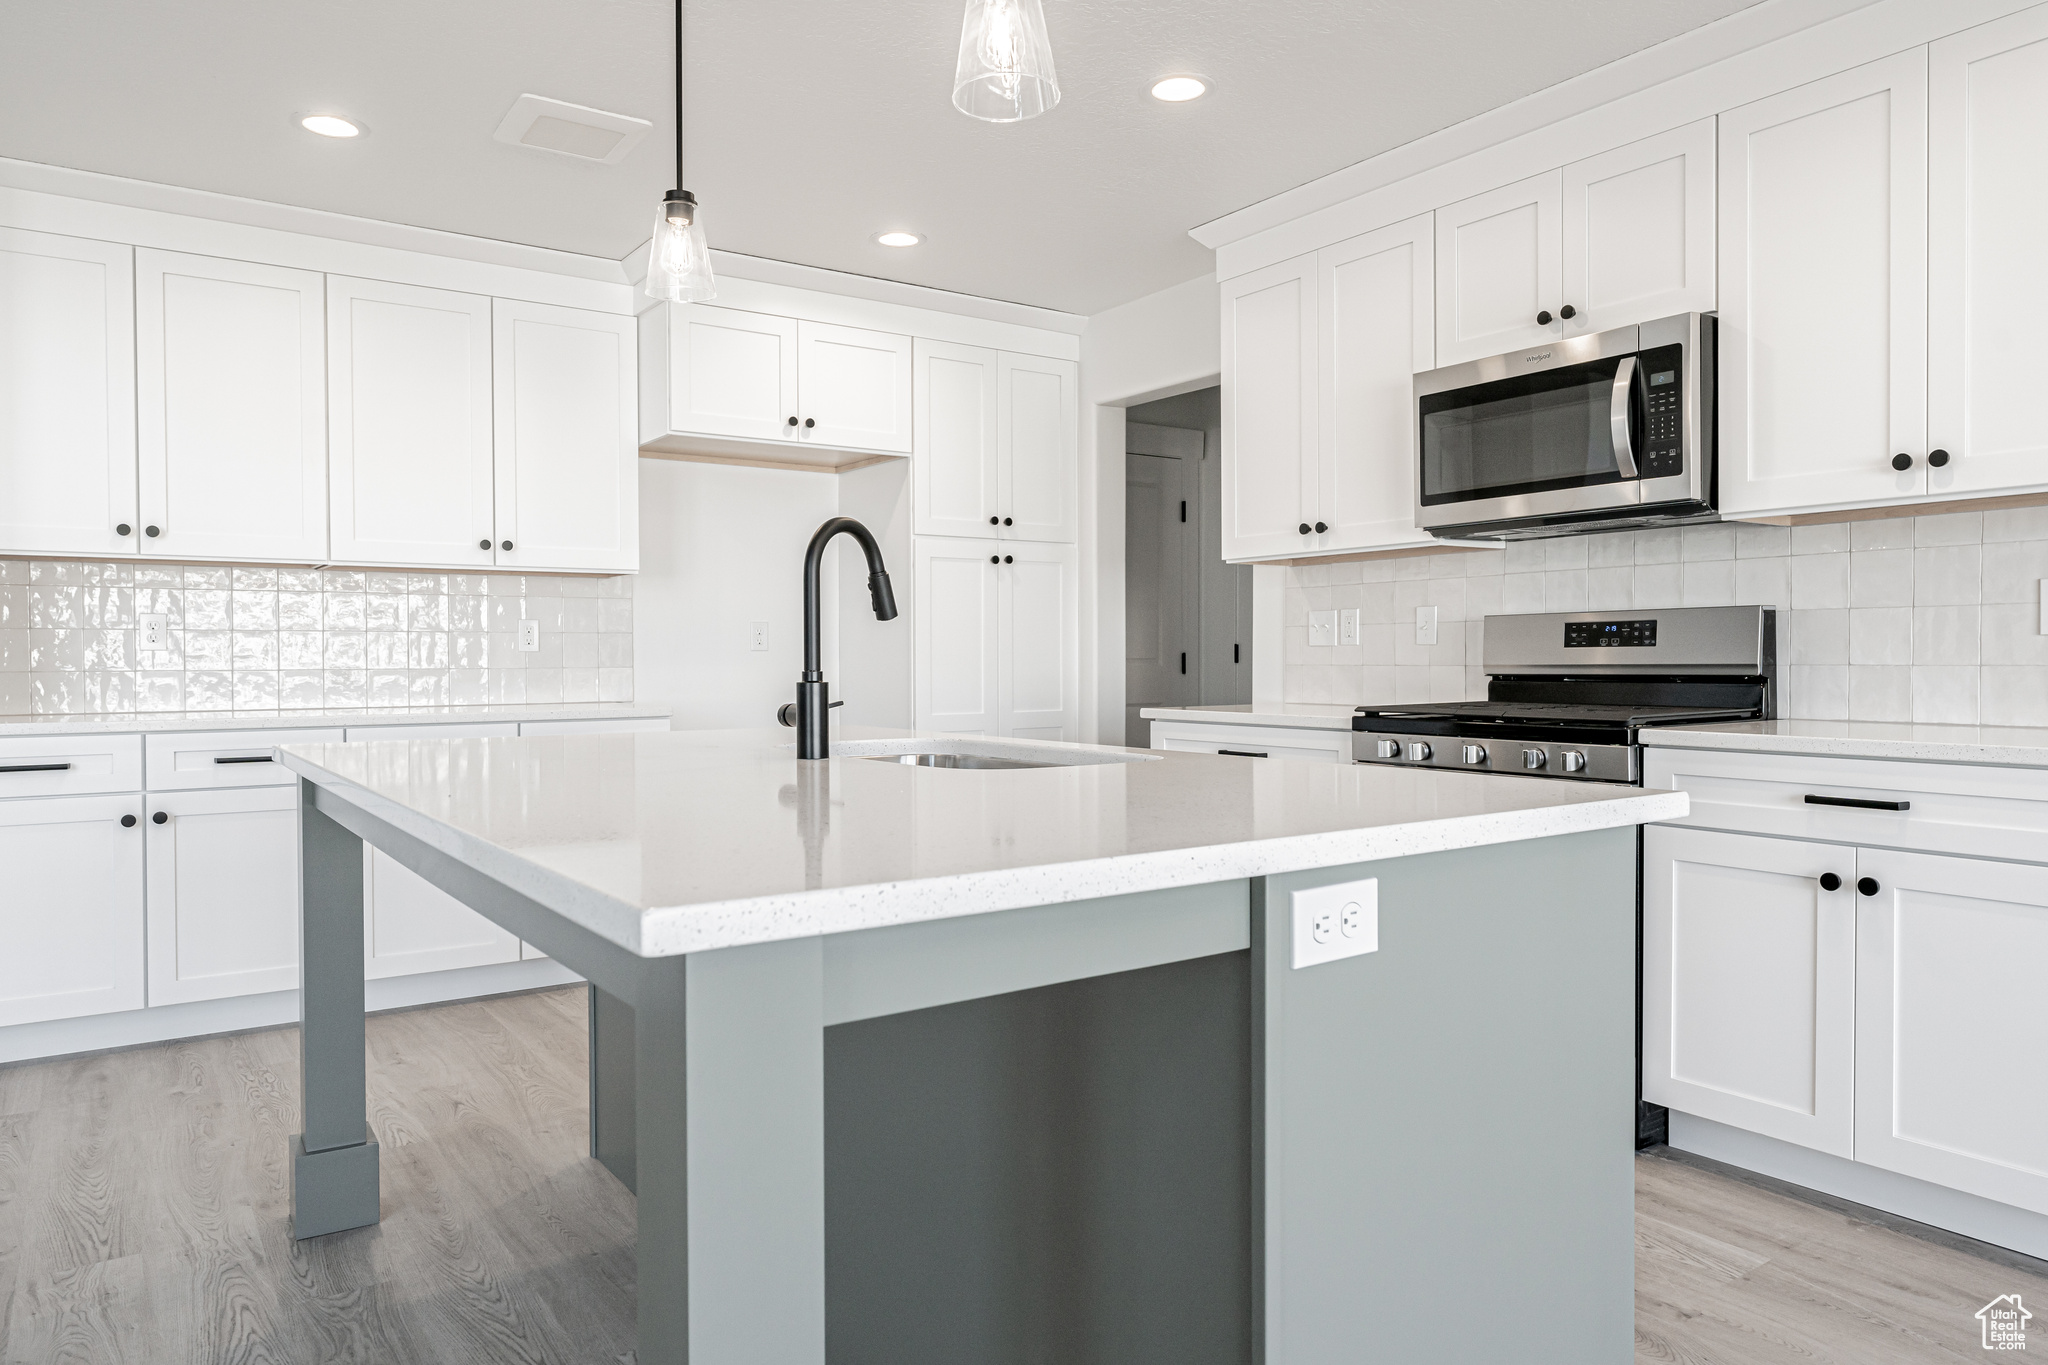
xmin=301 ymin=115 xmax=361 ymax=138
xmin=1150 ymin=76 xmax=1208 ymax=103
xmin=874 ymin=231 xmax=923 ymax=247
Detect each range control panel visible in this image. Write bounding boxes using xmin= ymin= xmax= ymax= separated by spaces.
xmin=1638 ymin=343 xmax=1684 ymax=480
xmin=1565 ymin=618 xmax=1658 ymax=648
xmin=1353 ymin=732 xmax=1638 ymax=784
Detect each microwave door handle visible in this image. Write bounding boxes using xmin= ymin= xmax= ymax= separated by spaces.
xmin=1610 ymin=356 xmax=1639 ymax=479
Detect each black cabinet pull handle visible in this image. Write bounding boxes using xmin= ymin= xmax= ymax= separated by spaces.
xmin=121 ymin=813 xmax=137 ymax=828
xmin=989 ymin=515 xmax=999 ymax=525
xmin=1857 ymin=876 xmax=1880 ymax=897
xmin=803 ymin=418 xmax=815 ymax=429
xmin=1218 ymin=748 xmax=1268 ymax=758
xmin=214 ymin=754 xmax=273 ymax=765
xmin=1805 ymin=794 xmax=1910 ymax=811
xmin=0 ymin=762 xmax=71 ymax=773
xmin=990 ymin=555 xmax=999 ymax=564
xmin=1003 ymin=516 xmax=1012 ymax=526
xmin=1298 ymin=522 xmax=1311 ymax=535
xmin=1928 ymin=448 xmax=1951 ymax=467
xmin=1003 ymin=555 xmax=1013 ymax=564
xmin=1559 ymin=304 xmax=1577 ymax=320
xmin=152 ymin=811 xmax=168 ymax=825
xmin=1819 ymin=872 xmax=1842 ymax=891
xmin=145 ymin=525 xmax=160 ymax=537
xmin=1314 ymin=521 xmax=1328 ymax=533
xmin=1233 ymin=643 xmax=1240 ymax=663
xmin=479 ymin=538 xmax=492 ymax=550
xmin=1180 ymin=651 xmax=1186 ymax=674
xmin=787 ymin=416 xmax=798 ymax=427
xmin=1892 ymin=453 xmax=1914 ymax=471
xmin=117 ymin=523 xmax=132 ymax=536
xmin=1536 ymin=310 xmax=1553 ymax=326
xmin=501 ymin=539 xmax=513 ymax=551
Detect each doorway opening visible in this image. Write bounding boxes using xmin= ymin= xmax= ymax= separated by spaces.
xmin=1123 ymin=387 xmax=1250 ymax=746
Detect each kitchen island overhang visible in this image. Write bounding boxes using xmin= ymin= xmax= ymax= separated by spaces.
xmin=277 ymin=727 xmax=1684 ymax=1365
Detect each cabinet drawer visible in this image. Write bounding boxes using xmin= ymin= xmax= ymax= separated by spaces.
xmin=144 ymin=728 xmax=345 ymax=790
xmin=0 ymin=733 xmax=143 ymax=796
xmin=1644 ymin=747 xmax=2048 ymax=863
xmin=1148 ymin=721 xmax=1349 ymax=764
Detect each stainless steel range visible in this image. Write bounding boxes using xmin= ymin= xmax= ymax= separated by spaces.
xmin=1353 ymin=605 xmax=1775 ymax=784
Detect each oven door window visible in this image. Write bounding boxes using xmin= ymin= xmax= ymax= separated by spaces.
xmin=1420 ymin=356 xmax=1644 ymax=506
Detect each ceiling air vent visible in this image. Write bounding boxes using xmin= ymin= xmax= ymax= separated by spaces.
xmin=492 ymin=94 xmax=651 ymax=165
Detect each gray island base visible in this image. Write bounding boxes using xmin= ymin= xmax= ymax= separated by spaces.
xmin=280 ymin=727 xmax=1682 ymax=1364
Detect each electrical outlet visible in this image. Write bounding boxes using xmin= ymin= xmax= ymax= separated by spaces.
xmin=1291 ymin=877 xmax=1379 ymax=969
xmin=751 ymin=620 xmax=770 ymax=651
xmin=1307 ymin=609 xmax=1336 ymax=647
xmin=517 ymin=620 xmax=540 ymax=652
xmin=139 ymin=613 xmax=170 ymax=650
xmin=1339 ymin=607 xmax=1360 ymax=646
xmin=1414 ymin=604 xmax=1439 ymax=646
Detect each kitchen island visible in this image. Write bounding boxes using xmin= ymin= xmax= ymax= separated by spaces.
xmin=277 ymin=726 xmax=1685 ymax=1365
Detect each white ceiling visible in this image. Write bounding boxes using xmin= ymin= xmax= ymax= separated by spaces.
xmin=0 ymin=0 xmax=1761 ymax=315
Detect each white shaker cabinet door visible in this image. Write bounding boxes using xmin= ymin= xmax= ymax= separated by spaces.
xmin=1559 ymin=118 xmax=1717 ymax=338
xmin=0 ymin=792 xmax=145 ymax=1027
xmin=1434 ymin=169 xmax=1562 ymax=366
xmin=145 ymin=785 xmax=301 ymax=1005
xmin=797 ymin=320 xmax=912 ymax=454
xmin=1316 ymin=214 xmax=1437 ymax=555
xmin=996 ymin=352 xmax=1077 ymax=543
xmin=914 ymin=537 xmax=1001 ymax=734
xmin=663 ymin=304 xmax=798 ymax=443
xmin=327 ymin=276 xmax=496 ymax=569
xmin=1855 ymin=848 xmax=2048 ymax=1216
xmin=492 ymin=299 xmax=639 ymax=573
xmin=1221 ymin=254 xmax=1319 ymax=562
xmin=999 ymin=540 xmax=1078 ymax=741
xmin=136 ymin=249 xmax=328 ymax=563
xmin=1642 ymin=825 xmax=1857 ymax=1158
xmin=1717 ymin=51 xmax=1929 ymax=516
xmin=1929 ymin=8 xmax=2048 ymax=497
xmin=0 ymin=228 xmax=137 ymax=558
xmin=913 ymin=339 xmax=999 ymax=539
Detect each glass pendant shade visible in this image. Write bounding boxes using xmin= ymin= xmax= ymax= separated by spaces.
xmin=645 ymin=192 xmax=716 ymax=302
xmin=952 ymin=0 xmax=1060 ymax=123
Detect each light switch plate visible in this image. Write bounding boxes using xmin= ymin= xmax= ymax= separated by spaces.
xmin=1308 ymin=609 xmax=1337 ymax=647
xmin=517 ymin=620 xmax=540 ymax=652
xmin=1339 ymin=607 xmax=1360 ymax=646
xmin=139 ymin=613 xmax=170 ymax=650
xmin=1291 ymin=877 xmax=1379 ymax=969
xmin=1415 ymin=605 xmax=1439 ymax=645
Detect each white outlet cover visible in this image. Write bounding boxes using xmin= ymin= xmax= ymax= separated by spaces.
xmin=139 ymin=613 xmax=170 ymax=649
xmin=1339 ymin=607 xmax=1360 ymax=646
xmin=517 ymin=620 xmax=540 ymax=651
xmin=751 ymin=620 xmax=771 ymax=651
xmin=1308 ymin=609 xmax=1337 ymax=647
xmin=1415 ymin=604 xmax=1439 ymax=645
xmin=1291 ymin=877 xmax=1379 ymax=969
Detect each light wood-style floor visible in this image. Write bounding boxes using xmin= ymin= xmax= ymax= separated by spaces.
xmin=1 ymin=986 xmax=2041 ymax=1363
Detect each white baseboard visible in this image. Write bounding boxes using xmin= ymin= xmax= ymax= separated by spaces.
xmin=0 ymin=957 xmax=583 ymax=1067
xmin=1669 ymin=1111 xmax=2048 ymax=1262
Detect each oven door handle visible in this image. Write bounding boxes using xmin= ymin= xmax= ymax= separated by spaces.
xmin=1609 ymin=355 xmax=1639 ymax=479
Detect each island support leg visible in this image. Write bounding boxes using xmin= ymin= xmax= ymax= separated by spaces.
xmin=291 ymin=779 xmax=380 ymax=1239
xmin=635 ymin=938 xmax=826 ymax=1365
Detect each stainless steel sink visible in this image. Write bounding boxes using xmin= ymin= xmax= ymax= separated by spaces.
xmin=858 ymin=751 xmax=1061 ymax=770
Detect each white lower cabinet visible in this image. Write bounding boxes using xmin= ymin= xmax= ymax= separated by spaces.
xmin=1146 ymin=719 xmax=1349 ymax=764
xmin=914 ymin=538 xmax=1077 ymax=739
xmin=0 ymin=792 xmax=146 ymax=1026
xmin=145 ymin=785 xmax=302 ymax=1006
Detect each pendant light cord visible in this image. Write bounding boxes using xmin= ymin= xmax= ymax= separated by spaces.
xmin=673 ymin=0 xmax=684 ymax=190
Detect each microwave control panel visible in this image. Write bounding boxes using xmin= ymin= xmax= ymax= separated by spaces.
xmin=1638 ymin=343 xmax=1685 ymax=479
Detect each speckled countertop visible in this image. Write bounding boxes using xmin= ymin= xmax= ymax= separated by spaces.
xmin=277 ymin=726 xmax=1686 ymax=958
xmin=1642 ymin=719 xmax=2048 ymax=768
xmin=0 ymin=702 xmax=670 ymax=737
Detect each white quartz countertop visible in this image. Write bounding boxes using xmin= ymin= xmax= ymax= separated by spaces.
xmin=1642 ymin=719 xmax=2048 ymax=768
xmin=277 ymin=726 xmax=1686 ymax=958
xmin=1138 ymin=703 xmax=1358 ymax=732
xmin=0 ymin=702 xmax=671 ymax=738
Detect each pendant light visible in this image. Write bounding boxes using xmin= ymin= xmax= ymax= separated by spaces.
xmin=952 ymin=0 xmax=1060 ymax=123
xmin=645 ymin=0 xmax=715 ymax=301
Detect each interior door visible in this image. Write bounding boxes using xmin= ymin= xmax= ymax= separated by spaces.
xmin=136 ymin=248 xmax=328 ymax=562
xmin=0 ymin=228 xmax=136 ymax=558
xmin=996 ymin=352 xmax=1078 ymax=542
xmin=327 ymin=276 xmax=496 ymax=568
xmin=798 ymin=320 xmax=912 ymax=454
xmin=1854 ymin=847 xmax=2048 ymax=1215
xmin=1642 ymin=825 xmax=1856 ymax=1157
xmin=1000 ymin=540 xmax=1078 ymax=741
xmin=145 ymin=785 xmax=302 ymax=1005
xmin=668 ymin=304 xmax=798 ymax=443
xmin=1124 ymin=424 xmax=1201 ymax=739
xmin=1434 ymin=169 xmax=1563 ymax=366
xmin=0 ymin=792 xmax=145 ymax=1027
xmin=1317 ymin=213 xmax=1438 ymax=554
xmin=912 ymin=339 xmax=999 ymax=538
xmin=1717 ymin=50 xmax=1929 ymax=516
xmin=1559 ymin=118 xmax=1717 ymax=337
xmin=492 ymin=299 xmax=639 ymax=573
xmin=915 ymin=537 xmax=1000 ymax=733
xmin=1929 ymin=8 xmax=2048 ymax=497
xmin=1221 ymin=254 xmax=1318 ymax=561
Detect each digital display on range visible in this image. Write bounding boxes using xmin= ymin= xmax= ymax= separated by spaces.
xmin=1566 ymin=619 xmax=1657 ymax=647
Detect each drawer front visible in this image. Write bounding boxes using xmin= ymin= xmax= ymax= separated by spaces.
xmin=518 ymin=717 xmax=670 ymax=735
xmin=1644 ymin=747 xmax=2048 ymax=863
xmin=1148 ymin=721 xmax=1349 ymax=764
xmin=344 ymin=722 xmax=519 ymax=742
xmin=0 ymin=733 xmax=143 ymax=796
xmin=144 ymin=728 xmax=346 ymax=790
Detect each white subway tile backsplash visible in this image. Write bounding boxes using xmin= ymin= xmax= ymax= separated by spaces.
xmin=1849 ymin=608 xmax=1912 ymax=665
xmin=1850 ymin=518 xmax=1916 ymax=552
xmin=1849 ymin=665 xmax=1911 ymax=722
xmin=1790 ymin=522 xmax=1848 ymax=555
xmin=1681 ymin=559 xmax=1735 ymax=605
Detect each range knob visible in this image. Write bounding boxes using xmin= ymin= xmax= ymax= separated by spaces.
xmin=1406 ymin=741 xmax=1433 ymax=762
xmin=1374 ymin=739 xmax=1400 ymax=759
xmin=1561 ymin=750 xmax=1587 ymax=774
xmin=1523 ymin=748 xmax=1547 ymax=770
xmin=1461 ymin=743 xmax=1487 ymax=766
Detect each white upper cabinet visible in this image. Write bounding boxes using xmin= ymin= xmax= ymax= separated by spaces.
xmin=1559 ymin=118 xmax=1717 ymax=339
xmin=797 ymin=320 xmax=912 ymax=454
xmin=913 ymin=339 xmax=999 ymax=538
xmin=1317 ymin=214 xmax=1436 ymax=555
xmin=1929 ymin=7 xmax=2048 ymax=498
xmin=659 ymin=304 xmax=798 ymax=444
xmin=0 ymin=229 xmax=136 ymax=558
xmin=996 ymin=352 xmax=1077 ymax=543
xmin=327 ymin=277 xmax=496 ymax=569
xmin=136 ymin=249 xmax=329 ymax=563
xmin=1718 ymin=51 xmax=1929 ymax=516
xmin=1221 ymin=253 xmax=1319 ymax=561
xmin=1435 ymin=171 xmax=1562 ymax=366
xmin=492 ymin=299 xmax=639 ymax=574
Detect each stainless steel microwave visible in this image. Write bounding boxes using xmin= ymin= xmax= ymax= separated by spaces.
xmin=1414 ymin=312 xmax=1715 ymax=540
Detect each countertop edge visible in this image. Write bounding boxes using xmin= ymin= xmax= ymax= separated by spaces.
xmin=0 ymin=703 xmax=673 ymax=738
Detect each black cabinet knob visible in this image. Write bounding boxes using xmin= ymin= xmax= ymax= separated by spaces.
xmin=1298 ymin=523 xmax=1312 ymax=535
xmin=1857 ymin=876 xmax=1880 ymax=897
xmin=1314 ymin=521 xmax=1328 ymax=534
xmin=501 ymin=540 xmax=513 ymax=551
xmin=1928 ymin=448 xmax=1951 ymax=467
xmin=1002 ymin=517 xmax=1012 ymax=526
xmin=479 ymin=538 xmax=492 ymax=550
xmin=145 ymin=525 xmax=160 ymax=537
xmin=152 ymin=811 xmax=168 ymax=825
xmin=121 ymin=813 xmax=137 ymax=828
xmin=990 ymin=555 xmax=999 ymax=564
xmin=989 ymin=515 xmax=999 ymax=525
xmin=116 ymin=523 xmax=132 ymax=536
xmin=1819 ymin=872 xmax=1841 ymax=891
xmin=1003 ymin=554 xmax=1013 ymax=564
xmin=1536 ymin=310 xmax=1553 ymax=326
xmin=1559 ymin=305 xmax=1577 ymax=320
xmin=803 ymin=418 xmax=815 ymax=429
xmin=787 ymin=416 xmax=798 ymax=427
xmin=1892 ymin=453 xmax=1914 ymax=471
